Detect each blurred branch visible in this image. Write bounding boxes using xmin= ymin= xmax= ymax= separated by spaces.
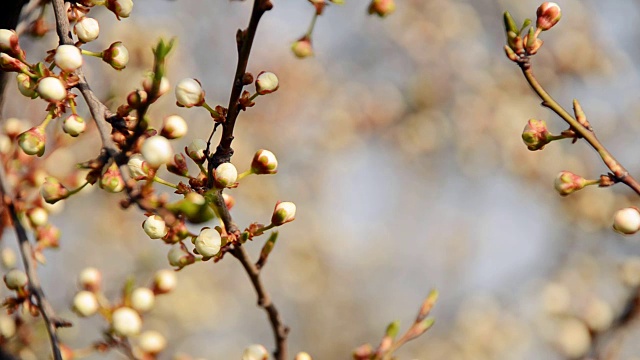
xmin=591 ymin=287 xmax=640 ymax=359
xmin=206 ymin=0 xmax=273 ymax=186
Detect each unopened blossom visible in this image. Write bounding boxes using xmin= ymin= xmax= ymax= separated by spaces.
xmin=131 ymin=287 xmax=155 ymax=312
xmin=141 ymin=136 xmax=173 ymax=168
xmin=175 ymin=78 xmax=205 ymax=107
xmin=62 ymin=114 xmax=86 ymax=137
xmin=54 ymin=45 xmax=83 ymax=72
xmin=143 ymin=73 xmax=170 ymax=97
xmin=153 ymin=269 xmax=176 ymax=294
xmin=271 ymin=201 xmax=296 ymax=226
xmin=111 ymin=307 xmax=142 ymax=337
xmin=37 ymin=77 xmax=67 ymax=102
xmin=143 ymin=215 xmax=167 ymax=239
xmin=138 ymin=331 xmax=166 ymax=354
xmin=102 ymin=41 xmax=129 ymax=70
xmin=613 ymin=208 xmax=640 ymax=235
xmin=161 ymin=115 xmax=187 ymax=139
xmin=187 ymin=138 xmax=207 ymax=163
xmin=251 ymin=149 xmax=278 ymax=175
xmin=255 ymin=71 xmax=279 ymax=95
xmin=78 ymin=267 xmax=101 ymax=292
xmin=167 ymin=246 xmax=194 ymax=269
xmin=41 ymin=177 xmax=69 ymax=204
xmin=194 ymin=228 xmax=222 ymax=258
xmin=291 ymin=37 xmax=313 ymax=58
xmin=536 ymin=2 xmax=561 ymax=31
xmin=214 ymin=162 xmax=238 ymax=188
xmin=242 ymin=344 xmax=269 ymax=360
xmin=4 ymin=269 xmax=28 ymax=290
xmin=74 ymin=17 xmax=100 ymax=43
xmin=73 ymin=291 xmax=99 ymax=317
xmin=18 ymin=126 xmax=46 ymax=157
xmin=106 ymin=0 xmax=134 ymax=19
xmin=521 ymin=119 xmax=551 ymax=151
xmin=26 ymin=207 xmax=48 ymax=227
xmin=554 ymin=171 xmax=589 ymax=197
xmin=16 ymin=73 xmax=37 ymax=98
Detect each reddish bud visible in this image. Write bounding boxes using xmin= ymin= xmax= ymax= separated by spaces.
xmin=536 ymin=2 xmax=561 ymax=31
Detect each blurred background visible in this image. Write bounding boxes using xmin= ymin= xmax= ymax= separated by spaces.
xmin=3 ymin=0 xmax=640 ymax=359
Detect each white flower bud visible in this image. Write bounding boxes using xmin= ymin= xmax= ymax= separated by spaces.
xmin=0 ymin=315 xmax=16 ymax=339
xmin=251 ymin=149 xmax=278 ymax=175
xmin=295 ymin=352 xmax=312 ymax=360
xmin=54 ymin=45 xmax=83 ymax=72
xmin=194 ymin=228 xmax=222 ymax=258
xmin=0 ymin=29 xmax=15 ymax=52
xmin=114 ymin=0 xmax=133 ymax=18
xmin=167 ymin=246 xmax=194 ymax=269
xmin=62 ymin=114 xmax=86 ymax=137
xmin=242 ymin=344 xmax=269 ymax=360
xmin=78 ymin=267 xmax=101 ymax=292
xmin=3 ymin=117 xmax=28 ymax=137
xmin=153 ymin=269 xmax=176 ymax=294
xmin=18 ymin=126 xmax=46 ymax=157
xmin=582 ymin=298 xmax=613 ymax=332
xmin=255 ymin=71 xmax=279 ymax=95
xmin=74 ymin=17 xmax=100 ymax=43
xmin=27 ymin=207 xmax=48 ymax=227
xmin=4 ymin=269 xmax=28 ymax=290
xmin=102 ymin=42 xmax=129 ymax=70
xmin=541 ymin=282 xmax=570 ymax=315
xmin=555 ymin=318 xmax=590 ymax=358
xmin=138 ymin=330 xmax=166 ymax=354
xmin=187 ymin=138 xmax=207 ymax=163
xmin=141 ymin=136 xmax=173 ymax=168
xmin=143 ymin=215 xmax=167 ymax=239
xmin=175 ymin=78 xmax=204 ymax=107
xmin=214 ymin=162 xmax=238 ymax=188
xmin=127 ymin=154 xmax=149 ymax=179
xmin=160 ymin=115 xmax=187 ymax=139
xmin=143 ymin=73 xmax=170 ymax=97
xmin=0 ymin=248 xmax=17 ymax=270
xmin=271 ymin=201 xmax=296 ymax=226
xmin=613 ymin=207 xmax=640 ymax=235
xmin=72 ymin=290 xmax=99 ymax=317
xmin=0 ymin=134 xmax=9 ymax=155
xmin=37 ymin=77 xmax=67 ymax=102
xmin=16 ymin=73 xmax=37 ymax=99
xmin=131 ymin=287 xmax=155 ymax=313
xmin=111 ymin=307 xmax=142 ymax=337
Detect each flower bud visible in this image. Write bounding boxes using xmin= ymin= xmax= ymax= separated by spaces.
xmin=368 ymin=0 xmax=395 ymax=17
xmin=3 ymin=118 xmax=28 ymax=138
xmin=166 ymin=192 xmax=215 ymax=224
xmin=255 ymin=71 xmax=279 ymax=95
xmin=27 ymin=207 xmax=48 ymax=228
xmin=54 ymin=45 xmax=83 ymax=72
xmin=138 ymin=330 xmax=166 ymax=355
xmin=555 ymin=318 xmax=590 ymax=358
xmin=37 ymin=77 xmax=67 ymax=102
xmin=175 ymin=78 xmax=205 ymax=108
xmin=62 ymin=114 xmax=86 ymax=137
xmin=0 ymin=248 xmax=17 ymax=270
xmin=78 ymin=267 xmax=101 ymax=292
xmin=291 ymin=37 xmax=313 ymax=58
xmin=152 ymin=269 xmax=176 ymax=294
xmin=41 ymin=177 xmax=69 ymax=204
xmin=141 ymin=136 xmax=173 ymax=168
xmin=582 ymin=298 xmax=613 ymax=332
xmin=167 ymin=154 xmax=189 ymax=177
xmin=18 ymin=126 xmax=46 ymax=156
xmin=0 ymin=315 xmax=16 ymax=339
xmin=143 ymin=215 xmax=167 ymax=239
xmin=187 ymin=138 xmax=207 ymax=163
xmin=16 ymin=73 xmax=37 ymax=99
xmin=295 ymin=352 xmax=312 ymax=360
xmin=35 ymin=224 xmax=61 ymax=248
xmin=4 ymin=269 xmax=28 ymax=290
xmin=214 ymin=162 xmax=238 ymax=188
xmin=194 ymin=228 xmax=222 ymax=258
xmin=143 ymin=73 xmax=170 ymax=97
xmin=0 ymin=53 xmax=28 ymax=73
xmin=100 ymin=163 xmax=125 ymax=193
xmin=167 ymin=246 xmax=195 ymax=269
xmin=111 ymin=307 xmax=142 ymax=337
xmin=127 ymin=90 xmax=147 ymax=108
xmin=222 ymin=193 xmax=235 ymax=210
xmin=613 ymin=207 xmax=640 ymax=235
xmin=72 ymin=290 xmax=99 ymax=317
xmin=251 ymin=149 xmax=278 ymax=175
xmin=554 ymin=171 xmax=588 ymax=197
xmin=522 ymin=119 xmax=551 ymax=151
xmin=106 ymin=0 xmax=134 ymax=19
xmin=242 ymin=344 xmax=268 ymax=360
xmin=271 ymin=201 xmax=296 ymax=226
xmin=74 ymin=17 xmax=100 ymax=43
xmin=131 ymin=287 xmax=155 ymax=312
xmin=620 ymin=257 xmax=640 ymax=287
xmin=102 ymin=41 xmax=129 ymax=70
xmin=0 ymin=29 xmax=24 ymax=60
xmin=160 ymin=115 xmax=187 ymax=139
xmin=536 ymin=2 xmax=561 ymax=31
xmin=127 ymin=154 xmax=150 ymax=179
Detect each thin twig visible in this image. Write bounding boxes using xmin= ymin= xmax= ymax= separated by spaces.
xmin=0 ymin=165 xmax=67 ymax=360
xmin=519 ymin=62 xmax=640 ymax=196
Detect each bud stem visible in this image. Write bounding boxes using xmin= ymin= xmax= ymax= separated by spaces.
xmin=249 ymin=92 xmax=260 ymax=101
xmin=153 ymin=176 xmax=178 ymax=189
xmin=80 ymin=49 xmax=103 ymax=58
xmin=306 ymin=12 xmax=319 ymax=38
xmin=237 ymin=169 xmax=254 ymax=181
xmin=202 ymin=101 xmax=220 ymax=117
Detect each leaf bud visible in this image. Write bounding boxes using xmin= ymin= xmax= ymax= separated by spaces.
xmin=152 ymin=269 xmax=176 ymax=294
xmin=194 ymin=228 xmax=222 ymax=258
xmin=72 ymin=290 xmax=99 ymax=317
xmin=37 ymin=77 xmax=67 ymax=102
xmin=271 ymin=201 xmax=296 ymax=226
xmin=242 ymin=344 xmax=269 ymax=360
xmin=62 ymin=114 xmax=86 ymax=137
xmin=143 ymin=215 xmax=167 ymax=239
xmin=161 ymin=115 xmax=187 ymax=139
xmin=54 ymin=45 xmax=83 ymax=72
xmin=613 ymin=207 xmax=640 ymax=235
xmin=536 ymin=2 xmax=561 ymax=31
xmin=130 ymin=287 xmax=155 ymax=312
xmin=111 ymin=307 xmax=142 ymax=337
xmin=214 ymin=162 xmax=238 ymax=188
xmin=74 ymin=17 xmax=100 ymax=43
xmin=554 ymin=171 xmax=589 ymax=197
xmin=102 ymin=41 xmax=129 ymax=70
xmin=175 ymin=78 xmax=205 ymax=108
xmin=255 ymin=71 xmax=279 ymax=95
xmin=4 ymin=269 xmax=28 ymax=290
xmin=141 ymin=135 xmax=173 ymax=168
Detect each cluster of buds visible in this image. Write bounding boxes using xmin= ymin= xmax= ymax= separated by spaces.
xmin=504 ymin=2 xmax=561 ymax=61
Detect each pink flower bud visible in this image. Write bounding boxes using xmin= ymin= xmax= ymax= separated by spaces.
xmin=613 ymin=208 xmax=640 ymax=235
xmin=160 ymin=115 xmax=187 ymax=139
xmin=18 ymin=126 xmax=46 ymax=156
xmin=141 ymin=135 xmax=173 ymax=168
xmin=536 ymin=2 xmax=561 ymax=31
xmin=130 ymin=287 xmax=155 ymax=312
xmin=251 ymin=149 xmax=278 ymax=175
xmin=368 ymin=0 xmax=396 ymax=17
xmin=222 ymin=193 xmax=235 ymax=210
xmin=74 ymin=17 xmax=100 ymax=43
xmin=291 ymin=37 xmax=313 ymax=59
xmin=152 ymin=269 xmax=176 ymax=294
xmin=16 ymin=73 xmax=37 ymax=98
xmin=194 ymin=228 xmax=222 ymax=258
xmin=37 ymin=77 xmax=67 ymax=102
xmin=106 ymin=0 xmax=133 ymax=19
xmin=214 ymin=162 xmax=238 ymax=188
xmin=143 ymin=215 xmax=167 ymax=239
xmin=62 ymin=114 xmax=86 ymax=137
xmin=554 ymin=171 xmax=587 ymax=196
xmin=100 ymin=163 xmax=125 ymax=193
xmin=242 ymin=344 xmax=269 ymax=360
xmin=4 ymin=269 xmax=28 ymax=290
xmin=521 ymin=119 xmax=551 ymax=151
xmin=186 ymin=139 xmax=207 ymax=163
xmin=78 ymin=267 xmax=101 ymax=292
xmin=175 ymin=78 xmax=205 ymax=108
xmin=167 ymin=245 xmax=195 ymax=270
xmin=73 ymin=291 xmax=99 ymax=317
xmin=102 ymin=41 xmax=129 ymax=70
xmin=54 ymin=45 xmax=83 ymax=72
xmin=255 ymin=71 xmax=279 ymax=95
xmin=138 ymin=331 xmax=166 ymax=355
xmin=111 ymin=307 xmax=142 ymax=337
xmin=271 ymin=201 xmax=296 ymax=226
